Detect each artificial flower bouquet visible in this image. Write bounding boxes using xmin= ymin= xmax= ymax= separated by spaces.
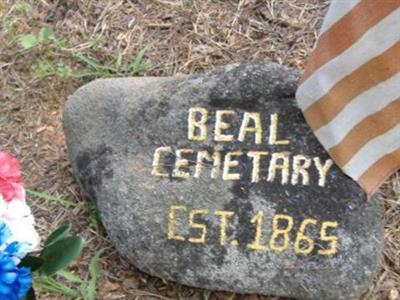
xmin=0 ymin=152 xmax=83 ymax=299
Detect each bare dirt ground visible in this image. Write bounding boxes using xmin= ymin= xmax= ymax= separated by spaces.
xmin=1 ymin=1 xmax=399 ymax=299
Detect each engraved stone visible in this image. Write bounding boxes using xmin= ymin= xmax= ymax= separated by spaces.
xmin=63 ymin=62 xmax=383 ymax=300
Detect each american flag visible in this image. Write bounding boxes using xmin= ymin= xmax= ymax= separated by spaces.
xmin=296 ymin=0 xmax=400 ymax=198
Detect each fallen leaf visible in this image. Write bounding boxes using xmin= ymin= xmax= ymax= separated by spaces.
xmin=102 ymin=280 xmax=121 ymax=292
xmin=390 ymin=289 xmax=399 ymax=300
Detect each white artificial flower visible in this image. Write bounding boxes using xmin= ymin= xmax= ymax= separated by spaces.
xmin=0 ymin=194 xmax=40 ymax=251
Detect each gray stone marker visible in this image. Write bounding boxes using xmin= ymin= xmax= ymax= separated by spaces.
xmin=63 ymin=62 xmax=383 ymax=300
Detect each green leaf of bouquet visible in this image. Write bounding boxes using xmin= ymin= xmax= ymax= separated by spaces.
xmin=44 ymin=224 xmax=71 ymax=247
xmin=40 ymin=236 xmax=84 ymax=276
xmin=19 ymin=255 xmax=44 ymax=272
xmin=20 ymin=34 xmax=38 ymax=49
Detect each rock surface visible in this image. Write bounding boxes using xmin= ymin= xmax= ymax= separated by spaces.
xmin=63 ymin=62 xmax=383 ymax=300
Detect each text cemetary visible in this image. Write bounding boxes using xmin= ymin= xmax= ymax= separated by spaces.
xmin=152 ymin=108 xmax=334 ymax=187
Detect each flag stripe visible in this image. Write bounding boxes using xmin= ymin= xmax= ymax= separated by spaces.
xmin=304 ymin=42 xmax=400 ymax=131
xmin=343 ymin=125 xmax=400 ymax=179
xmin=358 ymin=149 xmax=400 ymax=197
xmin=329 ymin=99 xmax=400 ymax=166
xmin=315 ymin=73 xmax=400 ymax=149
xmin=319 ymin=0 xmax=359 ymax=35
xmin=297 ymin=1 xmax=400 ymax=197
xmin=296 ymin=8 xmax=400 ymax=110
xmin=300 ymin=0 xmax=399 ymax=83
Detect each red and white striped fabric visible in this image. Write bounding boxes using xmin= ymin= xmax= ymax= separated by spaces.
xmin=296 ymin=0 xmax=400 ymax=198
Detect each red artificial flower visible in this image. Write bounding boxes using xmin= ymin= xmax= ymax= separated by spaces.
xmin=0 ymin=152 xmax=25 ymax=202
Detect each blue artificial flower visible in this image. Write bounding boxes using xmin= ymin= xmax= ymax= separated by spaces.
xmin=0 ymin=221 xmax=32 ymax=300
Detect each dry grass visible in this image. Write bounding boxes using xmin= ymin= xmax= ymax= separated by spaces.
xmin=0 ymin=0 xmax=399 ymax=299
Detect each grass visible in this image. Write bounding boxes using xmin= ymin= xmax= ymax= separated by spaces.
xmin=17 ymin=25 xmax=147 ymax=79
xmin=34 ymin=250 xmax=102 ymax=299
xmin=27 ymin=189 xmax=104 ymax=237
xmin=1 ymin=0 xmax=399 ymax=299
xmin=24 ymin=190 xmax=104 ymax=299
xmin=27 ymin=190 xmax=77 ymax=208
